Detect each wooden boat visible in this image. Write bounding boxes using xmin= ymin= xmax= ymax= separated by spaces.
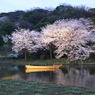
xmin=25 ymin=64 xmax=62 ymax=69
xmin=25 ymin=68 xmax=61 ymax=73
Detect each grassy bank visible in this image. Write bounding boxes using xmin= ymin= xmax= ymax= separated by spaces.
xmin=0 ymin=58 xmax=95 ymax=65
xmin=0 ymin=79 xmax=95 ymax=95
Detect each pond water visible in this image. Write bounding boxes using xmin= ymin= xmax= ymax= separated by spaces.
xmin=0 ymin=65 xmax=95 ymax=89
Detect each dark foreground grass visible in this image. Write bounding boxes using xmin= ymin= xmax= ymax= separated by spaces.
xmin=0 ymin=79 xmax=95 ymax=95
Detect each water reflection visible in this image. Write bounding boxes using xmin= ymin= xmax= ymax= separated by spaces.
xmin=56 ymin=67 xmax=95 ymax=89
xmin=0 ymin=65 xmax=95 ymax=89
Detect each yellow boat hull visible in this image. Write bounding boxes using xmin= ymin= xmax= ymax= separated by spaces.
xmin=25 ymin=65 xmax=62 ymax=69
xmin=25 ymin=68 xmax=61 ymax=73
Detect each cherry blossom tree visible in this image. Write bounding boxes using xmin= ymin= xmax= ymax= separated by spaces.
xmin=41 ymin=18 xmax=95 ymax=62
xmin=41 ymin=26 xmax=57 ymax=59
xmin=10 ymin=28 xmax=41 ymax=61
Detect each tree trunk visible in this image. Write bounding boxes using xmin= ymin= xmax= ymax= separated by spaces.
xmin=24 ymin=49 xmax=27 ymax=61
xmin=49 ymin=43 xmax=52 ymax=59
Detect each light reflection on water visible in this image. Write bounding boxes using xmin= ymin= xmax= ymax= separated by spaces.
xmin=0 ymin=65 xmax=95 ymax=89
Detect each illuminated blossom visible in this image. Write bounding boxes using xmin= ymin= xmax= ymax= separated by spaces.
xmin=10 ymin=28 xmax=41 ymax=60
xmin=41 ymin=18 xmax=95 ymax=61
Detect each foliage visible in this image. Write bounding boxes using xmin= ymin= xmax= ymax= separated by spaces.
xmin=53 ymin=4 xmax=75 ymax=18
xmin=0 ymin=36 xmax=4 ymax=47
xmin=0 ymin=16 xmax=9 ymax=26
xmin=8 ymin=10 xmax=25 ymax=22
xmin=34 ymin=22 xmax=50 ymax=31
xmin=53 ymin=4 xmax=92 ymax=19
xmin=24 ymin=8 xmax=50 ymax=25
xmin=41 ymin=18 xmax=95 ymax=61
xmin=0 ymin=4 xmax=93 ymax=31
xmin=0 ymin=22 xmax=16 ymax=35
